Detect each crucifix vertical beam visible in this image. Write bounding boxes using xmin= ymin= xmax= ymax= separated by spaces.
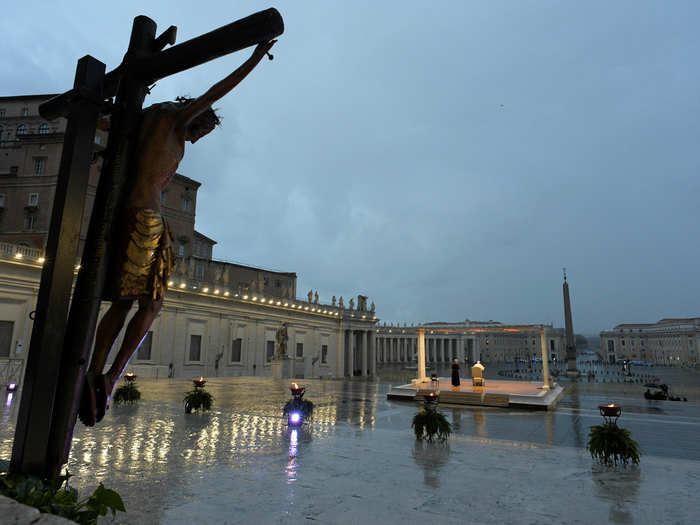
xmin=13 ymin=8 xmax=284 ymax=479
xmin=10 ymin=56 xmax=105 ymax=476
xmin=46 ymin=16 xmax=158 ymax=476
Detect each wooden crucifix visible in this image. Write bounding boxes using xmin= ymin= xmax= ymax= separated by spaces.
xmin=11 ymin=8 xmax=284 ymax=479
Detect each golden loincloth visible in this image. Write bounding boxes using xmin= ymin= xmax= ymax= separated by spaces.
xmin=108 ymin=208 xmax=174 ymax=301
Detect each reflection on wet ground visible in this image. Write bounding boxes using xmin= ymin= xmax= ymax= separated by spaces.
xmin=1 ymin=369 xmax=698 ymax=524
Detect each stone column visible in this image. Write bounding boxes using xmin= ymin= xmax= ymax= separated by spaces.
xmin=362 ymin=330 xmax=368 ymax=376
xmin=540 ymin=327 xmax=550 ymax=390
xmin=347 ymin=330 xmax=354 ymax=377
xmin=336 ymin=321 xmax=344 ymax=378
xmin=417 ymin=328 xmax=426 ymax=382
xmin=370 ymin=331 xmax=376 ymax=376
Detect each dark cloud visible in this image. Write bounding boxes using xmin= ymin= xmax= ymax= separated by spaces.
xmin=4 ymin=0 xmax=700 ymax=333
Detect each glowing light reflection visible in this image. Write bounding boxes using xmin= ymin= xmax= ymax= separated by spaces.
xmin=286 ymin=428 xmax=298 ymax=484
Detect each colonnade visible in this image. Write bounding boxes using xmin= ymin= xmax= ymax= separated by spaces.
xmin=338 ymin=327 xmax=377 ymax=377
xmin=374 ymin=334 xmax=475 ymax=364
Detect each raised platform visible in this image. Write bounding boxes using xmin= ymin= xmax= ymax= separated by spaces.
xmin=387 ymin=377 xmax=564 ymax=410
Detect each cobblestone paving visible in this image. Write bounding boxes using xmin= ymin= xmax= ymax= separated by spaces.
xmin=2 ymin=369 xmax=699 ymax=524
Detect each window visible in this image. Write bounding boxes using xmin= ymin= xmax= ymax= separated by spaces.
xmin=136 ymin=331 xmax=153 ymax=360
xmin=39 ymin=123 xmax=49 ymax=134
xmin=182 ymin=197 xmax=191 ymax=212
xmin=0 ymin=194 xmax=5 ymax=208
xmin=0 ymin=109 xmax=5 ymax=118
xmin=231 ymin=338 xmax=242 ymax=363
xmin=33 ymin=157 xmax=46 ymax=175
xmin=22 ymin=107 xmax=29 ymax=117
xmin=196 ymin=264 xmax=205 ymax=280
xmin=178 ymin=242 xmax=185 ymax=257
xmin=296 ymin=342 xmax=303 ymax=358
xmin=16 ymin=124 xmax=26 ymax=135
xmin=25 ymin=214 xmax=36 ymax=230
xmin=321 ymin=344 xmax=328 ymax=364
xmin=266 ymin=340 xmax=275 ymax=362
xmin=188 ymin=334 xmax=202 ymax=362
xmin=0 ymin=127 xmax=3 ymax=141
xmin=160 ymin=190 xmax=166 ymax=205
xmin=621 ymin=339 xmax=625 ymax=347
xmin=28 ymin=193 xmax=39 ymax=206
xmin=0 ymin=321 xmax=13 ymax=357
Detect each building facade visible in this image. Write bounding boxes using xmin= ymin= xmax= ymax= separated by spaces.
xmin=0 ymin=94 xmax=297 ymax=299
xmin=0 ymin=247 xmax=378 ymax=385
xmin=375 ymin=320 xmax=566 ymax=364
xmin=600 ymin=318 xmax=700 ymax=365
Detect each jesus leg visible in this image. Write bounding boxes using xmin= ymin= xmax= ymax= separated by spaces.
xmin=79 ymin=299 xmax=132 ymax=426
xmin=96 ymin=296 xmax=163 ymax=421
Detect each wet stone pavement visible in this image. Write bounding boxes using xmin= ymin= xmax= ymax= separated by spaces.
xmin=1 ymin=366 xmax=699 ymax=524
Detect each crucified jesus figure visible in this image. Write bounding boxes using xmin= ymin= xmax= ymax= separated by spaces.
xmin=79 ymin=40 xmax=276 ymax=426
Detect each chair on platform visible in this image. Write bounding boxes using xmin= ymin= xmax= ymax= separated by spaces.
xmin=472 ymin=361 xmax=485 ymax=387
xmin=430 ymin=373 xmax=439 ymax=390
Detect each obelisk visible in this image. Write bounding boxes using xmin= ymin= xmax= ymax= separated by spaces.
xmin=563 ymin=269 xmax=579 ymax=377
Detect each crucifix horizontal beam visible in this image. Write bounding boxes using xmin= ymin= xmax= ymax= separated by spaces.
xmin=40 ymin=8 xmax=283 ymax=120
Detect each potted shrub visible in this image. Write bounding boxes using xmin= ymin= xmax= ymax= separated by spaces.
xmin=412 ymin=393 xmax=452 ymax=442
xmin=184 ymin=377 xmax=214 ymax=414
xmin=112 ymin=373 xmax=141 ymax=406
xmin=587 ymin=404 xmax=640 ymax=466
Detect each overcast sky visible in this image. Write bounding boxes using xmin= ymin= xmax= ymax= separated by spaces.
xmin=3 ymin=1 xmax=699 ymax=334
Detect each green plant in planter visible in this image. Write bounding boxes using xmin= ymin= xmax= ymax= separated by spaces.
xmin=112 ymin=374 xmax=141 ymax=406
xmin=0 ymin=471 xmax=125 ymax=525
xmin=184 ymin=378 xmax=214 ymax=413
xmin=587 ymin=422 xmax=640 ymax=467
xmin=412 ymin=395 xmax=452 ymax=442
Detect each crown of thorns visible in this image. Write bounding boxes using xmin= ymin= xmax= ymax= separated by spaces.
xmin=176 ymin=96 xmax=221 ymax=127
